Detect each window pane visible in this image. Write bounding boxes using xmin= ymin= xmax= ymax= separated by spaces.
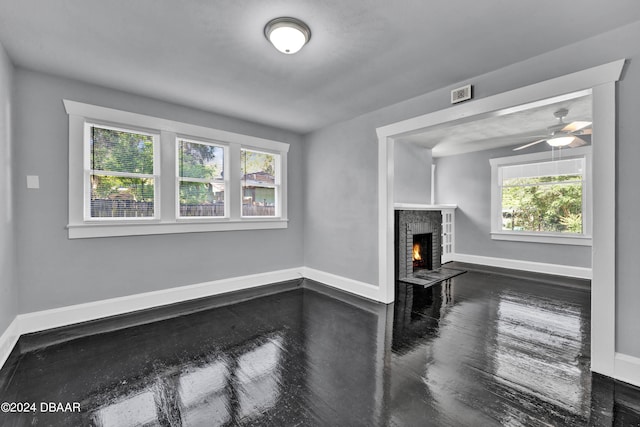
xmin=500 ymin=158 xmax=583 ymax=182
xmin=90 ymin=175 xmax=154 ymax=217
xmin=91 ymin=126 xmax=154 ymax=174
xmin=178 ymin=140 xmax=225 ymax=218
xmin=503 ymin=175 xmax=582 ymax=187
xmin=241 ymin=149 xmax=276 ymax=217
xmin=178 ymin=140 xmax=224 ymax=180
xmin=499 ymin=157 xmax=585 ymax=234
xmin=501 ymin=180 xmax=582 ymax=233
xmin=179 ymin=181 xmax=225 ymax=217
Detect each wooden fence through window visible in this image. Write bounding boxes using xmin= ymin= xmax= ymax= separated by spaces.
xmin=90 ymin=199 xmax=275 ymax=218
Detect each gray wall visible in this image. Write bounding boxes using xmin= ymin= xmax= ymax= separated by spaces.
xmin=614 ymin=29 xmax=640 ymax=357
xmin=435 ymin=146 xmax=591 ymax=267
xmin=0 ymin=42 xmax=16 ymax=335
xmin=303 ymin=20 xmax=640 ymax=357
xmin=303 ymin=114 xmax=385 ymax=285
xmin=14 ymin=69 xmax=304 ymax=313
xmin=394 ymin=142 xmax=432 ymax=204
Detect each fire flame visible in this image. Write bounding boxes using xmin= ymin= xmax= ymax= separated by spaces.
xmin=412 ymin=243 xmax=422 ymax=262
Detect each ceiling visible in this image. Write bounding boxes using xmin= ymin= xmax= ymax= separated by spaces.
xmin=404 ymin=91 xmax=593 ymax=157
xmin=0 ymin=1 xmax=639 ymax=134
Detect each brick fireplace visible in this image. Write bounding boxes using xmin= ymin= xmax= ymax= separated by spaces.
xmin=395 ymin=210 xmax=442 ymax=279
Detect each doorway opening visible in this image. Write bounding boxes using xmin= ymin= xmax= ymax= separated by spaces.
xmin=376 ymin=59 xmax=624 ymax=378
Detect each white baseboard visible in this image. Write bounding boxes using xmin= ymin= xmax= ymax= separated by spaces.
xmin=451 ymin=253 xmax=592 ymax=279
xmin=0 ymin=318 xmax=20 ymax=371
xmin=17 ymin=268 xmax=303 ymax=336
xmin=1 ymin=266 xmax=380 ymax=372
xmin=615 ymin=352 xmax=640 ymax=388
xmin=1 ymin=265 xmax=636 ymax=390
xmin=301 ymin=267 xmax=381 ymax=302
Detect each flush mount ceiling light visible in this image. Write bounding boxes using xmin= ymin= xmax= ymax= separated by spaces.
xmin=264 ymin=17 xmax=311 ymax=54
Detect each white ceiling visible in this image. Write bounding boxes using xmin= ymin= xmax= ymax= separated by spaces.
xmin=0 ymin=1 xmax=638 ymax=134
xmin=405 ymin=91 xmax=593 ymax=157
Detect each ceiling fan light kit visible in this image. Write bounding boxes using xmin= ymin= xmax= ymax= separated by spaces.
xmin=546 ymin=135 xmax=575 ymax=147
xmin=513 ymin=108 xmax=591 ymax=151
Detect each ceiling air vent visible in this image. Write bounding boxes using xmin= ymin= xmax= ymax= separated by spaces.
xmin=451 ymin=84 xmax=472 ymax=104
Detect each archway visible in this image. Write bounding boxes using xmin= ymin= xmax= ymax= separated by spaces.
xmin=376 ymin=59 xmax=624 ymax=377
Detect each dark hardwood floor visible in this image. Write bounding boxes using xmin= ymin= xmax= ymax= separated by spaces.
xmin=1 ymin=266 xmax=639 ymax=426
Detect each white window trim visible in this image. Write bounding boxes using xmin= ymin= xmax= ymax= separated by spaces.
xmin=64 ymin=100 xmax=289 ymax=239
xmin=489 ymin=146 xmax=592 ymax=246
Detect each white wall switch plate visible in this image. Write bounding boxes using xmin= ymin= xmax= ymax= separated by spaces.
xmin=26 ymin=175 xmax=40 ymax=189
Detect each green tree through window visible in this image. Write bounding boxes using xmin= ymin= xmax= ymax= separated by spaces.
xmin=501 ymin=172 xmax=583 ymax=233
xmin=498 ymin=158 xmax=585 ymax=234
xmin=178 ymin=139 xmax=225 ymax=217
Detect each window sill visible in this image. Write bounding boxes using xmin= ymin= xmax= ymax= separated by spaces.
xmin=491 ymin=231 xmax=592 ymax=246
xmin=67 ymin=218 xmax=288 ymax=239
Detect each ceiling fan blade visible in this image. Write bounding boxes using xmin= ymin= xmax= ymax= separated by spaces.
xmin=569 ymin=136 xmax=588 ymax=148
xmin=577 ymin=128 xmax=592 ymax=135
xmin=513 ymin=138 xmax=546 ymax=151
xmin=562 ymin=121 xmax=592 ymax=132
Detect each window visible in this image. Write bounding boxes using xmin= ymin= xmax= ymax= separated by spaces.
xmin=500 ymin=158 xmax=584 ymax=233
xmin=87 ymin=124 xmax=159 ymax=220
xmin=490 ymin=148 xmax=591 ymax=246
xmin=65 ymin=100 xmax=289 ymax=238
xmin=177 ymin=138 xmax=226 ymax=218
xmin=241 ymin=148 xmax=279 ymax=217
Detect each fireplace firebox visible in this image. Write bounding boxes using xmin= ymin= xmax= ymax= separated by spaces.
xmin=412 ymin=233 xmax=433 ymax=270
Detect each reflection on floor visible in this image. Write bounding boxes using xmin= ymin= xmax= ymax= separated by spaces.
xmin=1 ymin=267 xmax=639 ymax=426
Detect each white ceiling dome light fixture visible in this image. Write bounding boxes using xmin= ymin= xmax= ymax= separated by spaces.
xmin=264 ymin=17 xmax=311 ymax=54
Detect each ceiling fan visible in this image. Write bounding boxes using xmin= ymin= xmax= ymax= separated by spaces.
xmin=513 ymin=108 xmax=592 ymax=151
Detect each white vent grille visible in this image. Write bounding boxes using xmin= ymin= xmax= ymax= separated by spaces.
xmin=451 ymin=84 xmax=472 ymax=104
